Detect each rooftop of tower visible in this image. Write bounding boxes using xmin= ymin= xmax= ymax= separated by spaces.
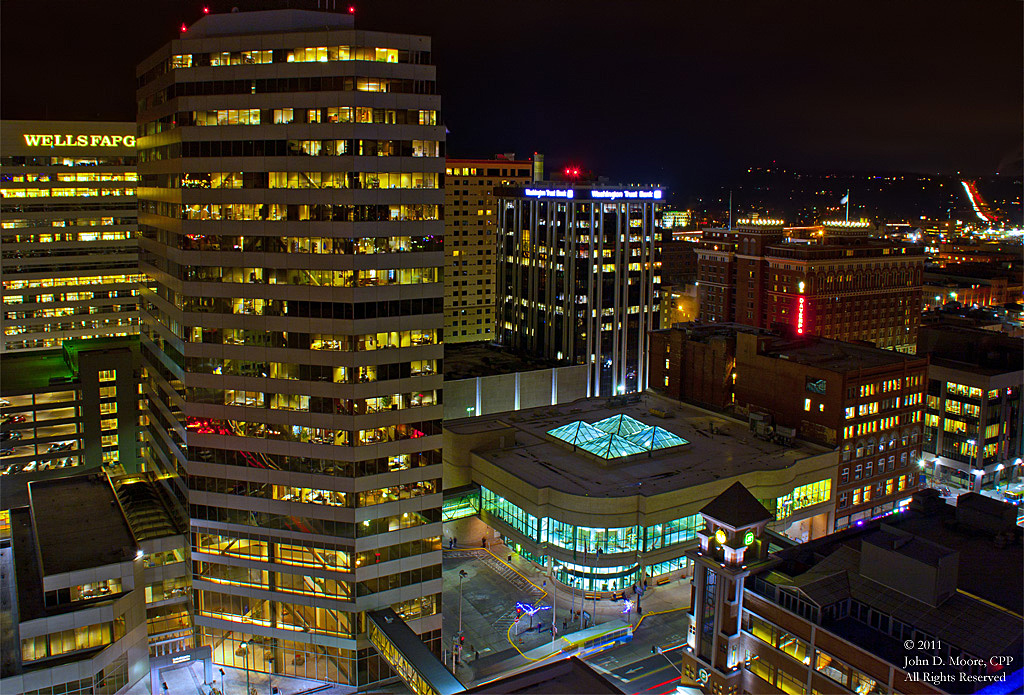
xmin=184 ymin=8 xmax=354 ymax=38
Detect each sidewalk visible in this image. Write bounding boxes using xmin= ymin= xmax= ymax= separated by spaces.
xmin=123 ymin=661 xmax=358 ymax=695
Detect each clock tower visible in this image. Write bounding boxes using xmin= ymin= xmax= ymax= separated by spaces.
xmin=682 ymin=483 xmax=776 ymax=694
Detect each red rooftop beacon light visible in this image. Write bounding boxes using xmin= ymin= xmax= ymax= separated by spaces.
xmin=180 ymin=23 xmax=188 ymax=32
xmin=349 ymin=5 xmax=356 ymax=13
xmin=203 ymin=6 xmax=210 ymax=14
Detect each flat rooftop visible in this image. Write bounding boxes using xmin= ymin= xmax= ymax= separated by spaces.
xmin=759 ymin=334 xmax=925 ymax=371
xmin=772 ymin=491 xmax=1023 ymax=617
xmin=29 ymin=473 xmax=136 ymax=576
xmin=184 ymin=9 xmax=354 ymax=38
xmin=654 ymin=322 xmax=767 ymax=343
xmin=446 ymin=396 xmax=830 ymax=498
xmin=62 ymin=335 xmax=137 ymax=372
xmin=0 ymin=336 xmax=138 ymax=394
xmin=929 ymin=355 xmax=1020 ymax=378
xmin=0 ymin=350 xmax=75 ymax=393
xmin=444 ymin=343 xmax=565 ymax=381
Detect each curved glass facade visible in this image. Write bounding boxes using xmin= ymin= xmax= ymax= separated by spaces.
xmin=480 ymin=487 xmax=702 ymax=591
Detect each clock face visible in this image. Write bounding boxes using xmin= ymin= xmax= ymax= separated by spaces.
xmin=715 ymin=529 xmax=727 ymax=544
xmin=744 ymin=531 xmax=755 ymax=546
xmin=698 ymin=668 xmax=709 ymax=683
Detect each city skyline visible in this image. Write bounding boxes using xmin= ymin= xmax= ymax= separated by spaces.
xmin=2 ymin=0 xmax=1021 ymax=193
xmin=0 ymin=4 xmax=1021 ymax=695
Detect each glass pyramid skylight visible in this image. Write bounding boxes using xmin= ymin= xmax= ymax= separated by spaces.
xmin=548 ymin=414 xmax=688 ymax=459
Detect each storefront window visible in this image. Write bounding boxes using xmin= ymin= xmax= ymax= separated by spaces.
xmin=771 ymin=478 xmax=832 ymax=520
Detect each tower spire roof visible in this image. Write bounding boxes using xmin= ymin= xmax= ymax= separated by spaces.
xmin=700 ymin=481 xmax=774 ymax=528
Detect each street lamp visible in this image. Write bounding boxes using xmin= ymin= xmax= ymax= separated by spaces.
xmin=550 ymin=563 xmax=563 ymax=644
xmin=457 ymin=569 xmax=468 ymax=634
xmin=569 ymin=578 xmax=578 ymax=631
xmin=456 ymin=568 xmax=468 ymax=667
xmin=239 ymin=640 xmax=250 ymax=695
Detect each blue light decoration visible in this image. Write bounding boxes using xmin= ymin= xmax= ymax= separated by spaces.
xmin=622 ymin=599 xmax=634 ymax=615
xmin=516 ymin=601 xmax=551 ymax=616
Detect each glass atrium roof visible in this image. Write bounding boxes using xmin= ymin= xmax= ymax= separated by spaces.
xmin=547 ymin=414 xmax=688 ymax=460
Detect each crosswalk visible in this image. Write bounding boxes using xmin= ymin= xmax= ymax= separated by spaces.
xmin=480 ymin=555 xmax=543 ymax=599
xmin=478 ymin=555 xmax=543 ymax=633
xmin=491 ymin=608 xmax=519 ymax=632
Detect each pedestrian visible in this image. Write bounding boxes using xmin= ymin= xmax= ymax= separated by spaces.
xmin=562 ymin=618 xmax=567 ymax=631
xmin=482 ymin=537 xmax=487 ymax=548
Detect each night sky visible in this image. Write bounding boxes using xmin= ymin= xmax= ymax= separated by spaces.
xmin=2 ymin=0 xmax=1020 ymax=192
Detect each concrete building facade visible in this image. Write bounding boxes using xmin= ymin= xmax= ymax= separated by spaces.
xmin=444 ymin=156 xmax=533 ymax=343
xmin=444 ymin=397 xmax=837 ymax=591
xmin=0 ymin=120 xmax=141 ymax=354
xmin=496 ymin=184 xmax=663 ymax=396
xmin=1 ymin=336 xmax=143 ymax=477
xmin=135 ymin=9 xmax=444 ymax=687
xmin=918 ymin=324 xmax=1023 ymax=492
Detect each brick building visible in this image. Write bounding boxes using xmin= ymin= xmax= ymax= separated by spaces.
xmin=660 ymin=237 xmax=698 ymax=284
xmin=696 ymin=219 xmax=924 ymax=352
xmin=649 ymin=323 xmax=764 ymax=409
xmin=652 ymin=324 xmax=929 ymax=531
xmin=733 ymin=331 xmax=928 ymax=531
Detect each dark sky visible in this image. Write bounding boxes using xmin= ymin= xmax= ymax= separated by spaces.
xmin=2 ymin=0 xmax=1020 ymax=192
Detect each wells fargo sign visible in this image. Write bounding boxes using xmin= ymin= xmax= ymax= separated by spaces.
xmin=23 ymin=134 xmax=136 ymax=148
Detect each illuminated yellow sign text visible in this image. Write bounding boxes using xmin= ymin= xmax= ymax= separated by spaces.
xmin=23 ymin=134 xmax=136 ymax=148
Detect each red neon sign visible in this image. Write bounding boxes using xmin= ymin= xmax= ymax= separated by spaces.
xmin=797 ymin=296 xmax=805 ymax=334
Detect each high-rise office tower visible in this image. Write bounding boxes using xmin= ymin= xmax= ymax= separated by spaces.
xmin=696 ymin=219 xmax=924 ymax=352
xmin=496 ymin=184 xmax=663 ymax=396
xmin=136 ymin=10 xmax=444 ymax=686
xmin=444 ymin=155 xmax=533 ymax=343
xmin=0 ymin=120 xmax=140 ymax=354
